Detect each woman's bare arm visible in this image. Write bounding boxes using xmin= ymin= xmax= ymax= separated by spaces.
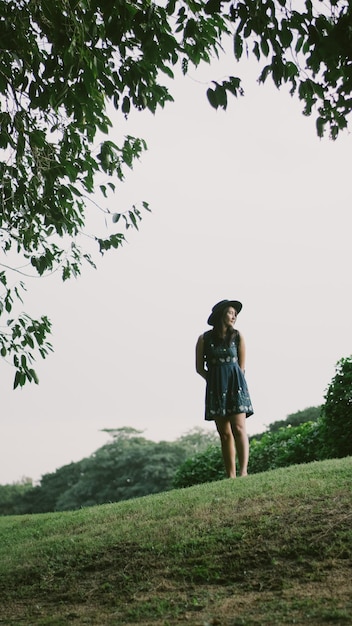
xmin=195 ymin=334 xmax=207 ymax=380
xmin=237 ymin=331 xmax=246 ymax=372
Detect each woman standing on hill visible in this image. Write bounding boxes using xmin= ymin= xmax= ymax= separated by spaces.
xmin=196 ymin=299 xmax=253 ymax=478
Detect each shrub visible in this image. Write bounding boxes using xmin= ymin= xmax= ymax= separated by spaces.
xmin=248 ymin=421 xmax=323 ymax=474
xmin=174 ymin=420 xmax=323 ymax=488
xmin=173 ymin=445 xmax=225 ymax=488
xmin=320 ymin=356 xmax=352 ymax=459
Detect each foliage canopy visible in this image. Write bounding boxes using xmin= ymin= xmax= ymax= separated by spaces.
xmin=320 ymin=355 xmax=352 ymax=458
xmin=0 ymin=427 xmax=216 ymax=514
xmin=1 ymin=0 xmax=352 ymax=385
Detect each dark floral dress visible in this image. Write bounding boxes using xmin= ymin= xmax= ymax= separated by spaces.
xmin=203 ymin=329 xmax=254 ymax=421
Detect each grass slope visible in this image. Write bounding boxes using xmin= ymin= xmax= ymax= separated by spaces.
xmin=0 ymin=458 xmax=351 ymax=626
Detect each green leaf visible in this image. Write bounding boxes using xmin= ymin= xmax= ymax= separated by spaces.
xmin=214 ymin=85 xmax=228 ymax=109
xmin=29 ymin=368 xmax=39 ymax=384
xmin=166 ymin=0 xmax=176 ymax=15
xmin=295 ymin=35 xmax=304 ymax=53
xmin=285 ymin=62 xmax=299 ymax=79
xmin=253 ymin=41 xmax=260 ymax=61
xmin=224 ymin=77 xmax=243 ymax=98
xmin=279 ymin=26 xmax=293 ymax=48
xmin=14 ymin=371 xmax=21 ymax=390
xmin=16 ymin=133 xmax=25 ymax=161
xmin=29 ymin=130 xmax=45 ymax=148
xmin=316 ymin=116 xmax=325 ymax=138
xmin=160 ymin=64 xmax=174 ymax=79
xmin=260 ymin=39 xmax=270 ymax=57
xmin=129 ymin=210 xmax=139 ymax=230
xmin=207 ymin=87 xmax=218 ymax=109
xmin=122 ymin=96 xmax=131 ymax=115
xmin=204 ymin=0 xmax=222 ymax=15
xmin=234 ymin=33 xmax=243 ymax=61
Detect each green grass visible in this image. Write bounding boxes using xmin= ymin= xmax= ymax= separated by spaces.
xmin=0 ymin=457 xmax=351 ymax=625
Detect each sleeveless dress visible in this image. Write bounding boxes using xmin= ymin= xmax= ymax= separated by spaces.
xmin=203 ymin=329 xmax=254 ymax=420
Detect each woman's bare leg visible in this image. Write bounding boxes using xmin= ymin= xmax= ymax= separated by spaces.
xmin=230 ymin=413 xmax=249 ymax=476
xmin=215 ymin=419 xmax=236 ymax=478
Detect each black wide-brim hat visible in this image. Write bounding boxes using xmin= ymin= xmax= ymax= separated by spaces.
xmin=207 ymin=299 xmax=243 ymax=325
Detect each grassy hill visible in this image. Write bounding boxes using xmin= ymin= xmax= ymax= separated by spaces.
xmin=0 ymin=457 xmax=351 ymax=625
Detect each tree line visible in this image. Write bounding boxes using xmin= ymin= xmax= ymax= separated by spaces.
xmin=0 ymin=426 xmax=218 ymax=515
xmin=1 ymin=356 xmax=351 ymax=516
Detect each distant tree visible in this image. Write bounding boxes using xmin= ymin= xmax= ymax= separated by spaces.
xmin=266 ymin=406 xmax=322 ymax=434
xmin=2 ymin=1 xmax=352 ymax=386
xmin=0 ymin=478 xmax=33 ymax=516
xmin=9 ymin=429 xmax=190 ymax=513
xmin=101 ymin=426 xmax=145 ymax=440
xmin=17 ymin=461 xmax=85 ymax=514
xmin=7 ymin=428 xmax=223 ymax=513
xmin=320 ymin=356 xmax=352 ymax=459
xmin=56 ymin=436 xmax=187 ymax=511
xmin=175 ymin=427 xmax=219 ymax=455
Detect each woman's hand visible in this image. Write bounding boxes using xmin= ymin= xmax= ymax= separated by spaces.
xmin=195 ymin=334 xmax=207 ymax=380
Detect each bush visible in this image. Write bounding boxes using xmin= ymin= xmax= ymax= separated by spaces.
xmin=173 ymin=445 xmax=225 ymax=488
xmin=248 ymin=421 xmax=323 ymax=474
xmin=174 ymin=420 xmax=323 ymax=488
xmin=320 ymin=356 xmax=352 ymax=459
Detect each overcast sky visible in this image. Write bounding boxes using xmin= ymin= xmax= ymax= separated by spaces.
xmin=1 ymin=50 xmax=351 ymax=485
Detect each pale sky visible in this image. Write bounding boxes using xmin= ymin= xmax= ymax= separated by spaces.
xmin=1 ymin=51 xmax=351 ymax=485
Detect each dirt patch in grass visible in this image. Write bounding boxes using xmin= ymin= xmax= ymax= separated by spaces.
xmin=1 ymin=568 xmax=351 ymax=625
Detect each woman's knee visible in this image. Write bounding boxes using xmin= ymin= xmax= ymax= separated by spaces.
xmin=231 ymin=415 xmax=247 ymax=439
xmin=215 ymin=421 xmax=233 ymax=443
xmin=232 ymin=423 xmax=245 ymax=439
xmin=218 ymin=431 xmax=233 ymax=445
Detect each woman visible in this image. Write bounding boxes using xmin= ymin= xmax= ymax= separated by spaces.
xmin=196 ymin=299 xmax=253 ymax=478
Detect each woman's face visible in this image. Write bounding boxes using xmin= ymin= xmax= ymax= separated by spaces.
xmin=223 ymin=306 xmax=237 ymax=327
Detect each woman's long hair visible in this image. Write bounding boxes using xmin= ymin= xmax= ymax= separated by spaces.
xmin=212 ymin=307 xmax=237 ymax=346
